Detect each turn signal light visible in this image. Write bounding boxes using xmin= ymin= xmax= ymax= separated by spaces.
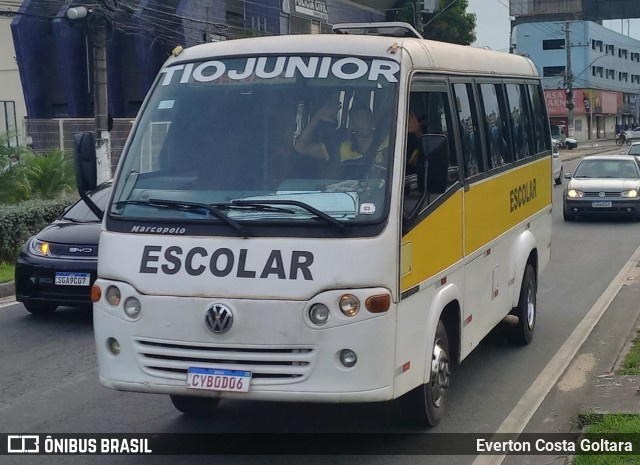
xmin=91 ymin=285 xmax=102 ymax=303
xmin=365 ymin=294 xmax=390 ymax=313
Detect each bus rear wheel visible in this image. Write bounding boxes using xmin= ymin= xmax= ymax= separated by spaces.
xmin=400 ymin=319 xmax=450 ymax=427
xmin=506 ymin=264 xmax=536 ymax=345
xmin=170 ymin=395 xmax=221 ymax=416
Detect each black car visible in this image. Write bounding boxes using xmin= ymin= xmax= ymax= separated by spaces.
xmin=15 ymin=182 xmax=111 ymax=315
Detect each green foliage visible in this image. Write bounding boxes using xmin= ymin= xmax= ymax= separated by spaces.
xmin=618 ymin=332 xmax=640 ymax=376
xmin=23 ymin=150 xmax=76 ymax=200
xmin=0 ymin=262 xmax=13 ymax=283
xmin=0 ymin=132 xmax=75 ymax=203
xmin=0 ymin=132 xmax=33 ymax=203
xmin=0 ymin=199 xmax=73 ymax=262
xmin=394 ymin=0 xmax=476 ymax=46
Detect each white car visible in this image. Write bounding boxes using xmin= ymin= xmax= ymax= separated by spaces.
xmin=626 ymin=142 xmax=640 ymax=157
xmin=624 ymin=128 xmax=640 ymax=143
xmin=552 ymin=138 xmax=563 ymax=185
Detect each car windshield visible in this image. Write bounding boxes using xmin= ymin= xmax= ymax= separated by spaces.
xmin=62 ymin=183 xmax=112 ymax=222
xmin=573 ymin=159 xmax=639 ymax=179
xmin=110 ymin=55 xmax=399 ymax=227
xmin=628 ymin=145 xmax=640 ymax=156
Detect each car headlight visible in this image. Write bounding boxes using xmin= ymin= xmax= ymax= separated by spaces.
xmin=28 ymin=237 xmax=51 ymax=257
xmin=622 ymin=189 xmax=639 ymax=198
xmin=567 ymin=189 xmax=584 ymax=198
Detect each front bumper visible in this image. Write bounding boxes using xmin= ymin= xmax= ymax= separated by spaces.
xmin=563 ymin=198 xmax=640 ymax=216
xmin=15 ymin=252 xmax=97 ymax=307
xmin=93 ymin=280 xmax=396 ymax=402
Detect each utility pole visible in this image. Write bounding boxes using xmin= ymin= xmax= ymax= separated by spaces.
xmin=67 ymin=5 xmax=112 ymax=185
xmin=564 ymin=21 xmax=575 ymax=137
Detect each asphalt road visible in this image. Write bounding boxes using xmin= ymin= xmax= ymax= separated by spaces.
xmin=2 ymin=150 xmax=640 ymax=465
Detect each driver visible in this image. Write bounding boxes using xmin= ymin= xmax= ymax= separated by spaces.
xmin=294 ymin=103 xmax=388 ymax=164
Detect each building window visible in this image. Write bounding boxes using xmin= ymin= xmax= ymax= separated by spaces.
xmin=632 ymin=52 xmax=640 ymax=62
xmin=543 ymin=66 xmax=565 ymax=77
xmin=606 ymin=69 xmax=615 ymax=79
xmin=606 ymin=44 xmax=615 ymax=55
xmin=592 ymin=66 xmax=603 ymax=78
xmin=619 ymin=49 xmax=628 ymax=59
xmin=591 ymin=39 xmax=603 ymax=52
xmin=619 ymin=72 xmax=629 ymax=82
xmin=543 ymin=39 xmax=564 ymax=50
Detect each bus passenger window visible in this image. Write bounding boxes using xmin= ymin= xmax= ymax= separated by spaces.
xmin=403 ymin=89 xmax=457 ymax=223
xmin=479 ymin=83 xmax=513 ymax=169
xmin=505 ymin=83 xmax=534 ymax=160
xmin=452 ymin=83 xmax=484 ymax=178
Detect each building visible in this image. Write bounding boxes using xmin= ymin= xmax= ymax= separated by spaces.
xmin=11 ymin=0 xmax=385 ymax=121
xmin=514 ymin=20 xmax=640 ymax=142
xmin=0 ymin=11 xmax=27 ymax=146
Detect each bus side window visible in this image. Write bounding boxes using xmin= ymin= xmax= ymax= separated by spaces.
xmin=452 ymin=82 xmax=484 ymax=178
xmin=403 ymin=90 xmax=456 ymax=225
xmin=479 ymin=83 xmax=513 ymax=169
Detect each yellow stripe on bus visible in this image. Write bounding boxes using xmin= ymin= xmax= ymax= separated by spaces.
xmin=400 ymin=157 xmax=551 ymax=292
xmin=464 ymin=157 xmax=551 ymax=254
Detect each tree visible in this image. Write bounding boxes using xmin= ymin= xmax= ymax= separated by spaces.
xmin=393 ymin=0 xmax=476 ymax=46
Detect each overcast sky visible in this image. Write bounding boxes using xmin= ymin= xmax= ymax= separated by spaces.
xmin=466 ymin=0 xmax=640 ymax=52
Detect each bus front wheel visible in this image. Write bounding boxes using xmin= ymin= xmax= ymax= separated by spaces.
xmin=506 ymin=264 xmax=536 ymax=345
xmin=400 ymin=319 xmax=450 ymax=427
xmin=170 ymin=395 xmax=221 ymax=416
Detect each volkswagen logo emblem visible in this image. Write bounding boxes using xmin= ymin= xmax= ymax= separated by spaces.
xmin=599 ymin=192 xmax=605 ymax=198
xmin=205 ymin=304 xmax=233 ymax=333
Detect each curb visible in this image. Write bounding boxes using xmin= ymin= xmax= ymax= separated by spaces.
xmin=0 ymin=281 xmax=15 ymax=299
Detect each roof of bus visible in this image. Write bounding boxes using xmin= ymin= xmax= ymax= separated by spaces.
xmin=167 ymin=34 xmax=540 ymax=78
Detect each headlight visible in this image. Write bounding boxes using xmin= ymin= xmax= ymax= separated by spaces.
xmin=567 ymin=189 xmax=584 ymax=198
xmin=28 ymin=238 xmax=51 ymax=257
xmin=622 ymin=189 xmax=639 ymax=198
xmin=309 ymin=304 xmax=330 ymax=326
xmin=339 ymin=294 xmax=360 ymax=317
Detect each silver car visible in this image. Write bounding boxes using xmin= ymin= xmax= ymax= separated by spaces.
xmin=563 ymin=155 xmax=640 ymax=221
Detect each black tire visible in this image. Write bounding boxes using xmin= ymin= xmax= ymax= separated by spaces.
xmin=399 ymin=320 xmax=450 ymax=427
xmin=170 ymin=395 xmax=221 ymax=416
xmin=506 ymin=264 xmax=536 ymax=345
xmin=23 ymin=302 xmax=57 ymax=316
xmin=554 ymin=168 xmax=563 ymax=186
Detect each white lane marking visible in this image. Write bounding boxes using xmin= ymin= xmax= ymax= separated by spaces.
xmin=472 ymin=242 xmax=640 ymax=465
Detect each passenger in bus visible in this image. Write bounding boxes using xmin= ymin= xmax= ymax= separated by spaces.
xmin=294 ymin=102 xmax=388 ymax=166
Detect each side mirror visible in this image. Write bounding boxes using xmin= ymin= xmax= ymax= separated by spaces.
xmin=74 ymin=131 xmax=97 ymax=193
xmin=564 ymin=172 xmax=572 ymax=179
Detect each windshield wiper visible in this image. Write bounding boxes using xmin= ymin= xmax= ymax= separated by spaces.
xmin=231 ymin=199 xmax=347 ymax=233
xmin=212 ymin=203 xmax=296 ymax=214
xmin=113 ymin=199 xmax=251 ymax=238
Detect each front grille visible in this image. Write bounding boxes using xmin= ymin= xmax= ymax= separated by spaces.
xmin=48 ymin=244 xmax=98 ymax=259
xmin=584 ymin=192 xmax=621 ymax=198
xmin=134 ymin=338 xmax=317 ymax=385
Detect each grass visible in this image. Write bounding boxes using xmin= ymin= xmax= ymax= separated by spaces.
xmin=572 ymin=331 xmax=640 ymax=464
xmin=618 ymin=332 xmax=640 ymax=376
xmin=0 ymin=262 xmax=14 ymax=283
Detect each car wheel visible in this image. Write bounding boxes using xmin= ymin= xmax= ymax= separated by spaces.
xmin=170 ymin=395 xmax=220 ymax=416
xmin=399 ymin=319 xmax=450 ymax=427
xmin=23 ymin=302 xmax=58 ymax=316
xmin=554 ymin=168 xmax=563 ymax=186
xmin=505 ymin=264 xmax=536 ymax=345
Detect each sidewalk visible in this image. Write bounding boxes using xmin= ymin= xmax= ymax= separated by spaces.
xmin=0 ymin=281 xmax=14 ymax=299
xmin=559 ymin=138 xmax=620 ymax=162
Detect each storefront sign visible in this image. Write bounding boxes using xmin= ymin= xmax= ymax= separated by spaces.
xmin=292 ymin=0 xmax=328 ymax=21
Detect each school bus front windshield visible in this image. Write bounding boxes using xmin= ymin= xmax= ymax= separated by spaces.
xmin=110 ymin=55 xmax=399 ymax=233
